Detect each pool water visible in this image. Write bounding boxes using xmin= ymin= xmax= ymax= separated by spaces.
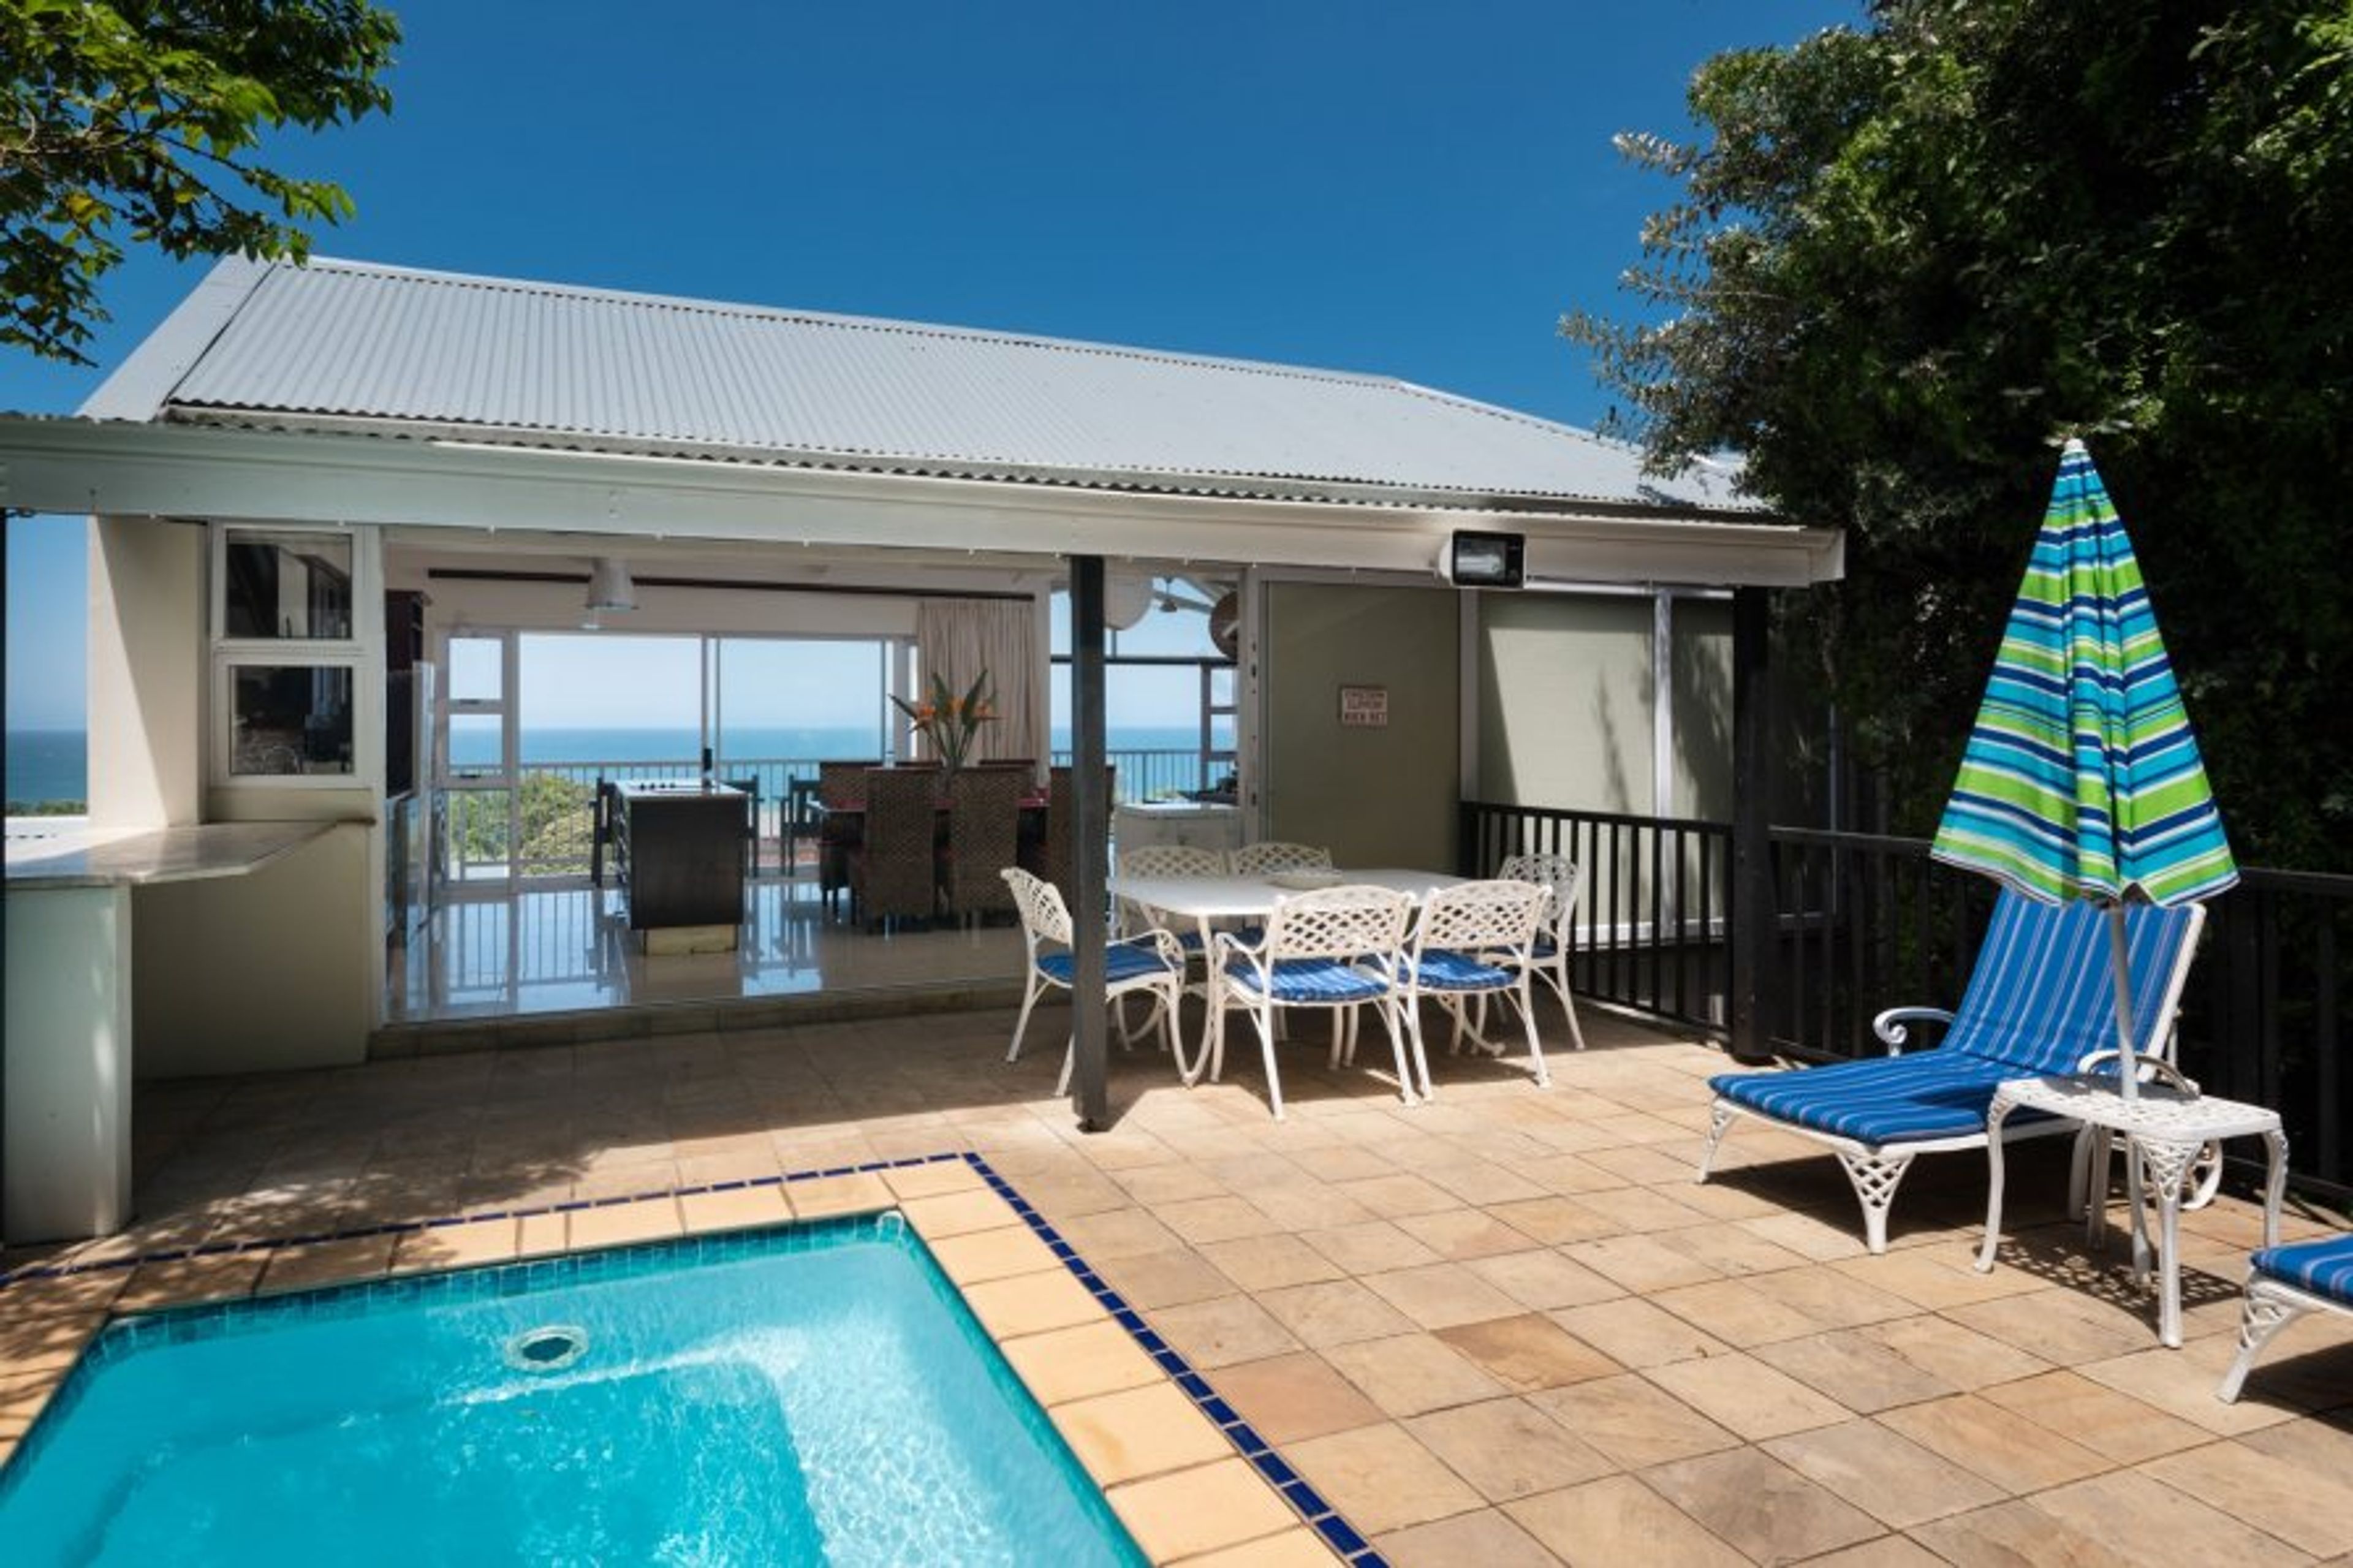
xmin=0 ymin=1216 xmax=1148 ymax=1566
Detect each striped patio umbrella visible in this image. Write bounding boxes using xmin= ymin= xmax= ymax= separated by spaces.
xmin=1930 ymin=438 xmax=2237 ymax=1098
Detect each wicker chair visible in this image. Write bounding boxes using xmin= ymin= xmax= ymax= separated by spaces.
xmin=942 ymin=767 xmax=1028 ymax=926
xmin=1229 ymin=841 xmax=1334 ymax=876
xmin=849 ymin=767 xmax=939 ymax=928
xmin=816 ymin=759 xmax=880 ymax=914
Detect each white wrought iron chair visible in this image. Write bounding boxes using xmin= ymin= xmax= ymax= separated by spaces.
xmin=1110 ymin=841 xmax=1226 ymax=1046
xmin=1228 ymin=841 xmax=1334 ymax=876
xmin=1496 ymin=852 xmax=1588 ymax=1051
xmin=1002 ymin=867 xmax=1192 ymax=1094
xmin=1388 ymin=879 xmax=1554 ymax=1099
xmin=1208 ymin=884 xmax=1414 ymax=1121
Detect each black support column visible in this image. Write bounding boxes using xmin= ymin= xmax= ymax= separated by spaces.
xmin=1067 ymin=555 xmax=1112 ymax=1129
xmin=1729 ymin=585 xmax=1776 ymax=1063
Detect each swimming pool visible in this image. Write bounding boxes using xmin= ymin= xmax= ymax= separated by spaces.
xmin=0 ymin=1216 xmax=1148 ymax=1566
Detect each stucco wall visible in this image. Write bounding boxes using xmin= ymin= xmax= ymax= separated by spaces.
xmin=88 ymin=517 xmax=204 ymax=827
xmin=1264 ymin=582 xmax=1458 ymax=869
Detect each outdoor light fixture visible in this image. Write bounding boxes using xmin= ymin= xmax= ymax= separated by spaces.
xmin=1439 ymin=530 xmax=1526 ymax=589
xmin=585 ymin=557 xmax=637 ymax=613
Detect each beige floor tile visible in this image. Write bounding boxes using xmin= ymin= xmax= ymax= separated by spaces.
xmin=1734 ymin=1210 xmax=1875 ymax=1263
xmin=1000 ymin=1319 xmax=1165 ymax=1407
xmin=676 ymin=1183 xmax=792 ymax=1235
xmin=1739 ymin=1262 xmax=1917 ymax=1330
xmin=784 ymin=1171 xmax=893 ymax=1219
xmin=1256 ymin=1279 xmax=1419 ymax=1348
xmin=2077 ymin=1339 xmax=2306 ymax=1434
xmin=116 ymin=1253 xmax=266 ymax=1311
xmin=1654 ymin=1221 xmax=1814 ymax=1278
xmin=1463 ymin=1248 xmax=1624 ymax=1311
xmin=1750 ymin=1331 xmax=1958 ymax=1414
xmin=568 ymin=1196 xmax=681 ymax=1250
xmin=259 ymin=1233 xmax=398 ymax=1294
xmin=1876 ymin=1392 xmax=2113 ymax=1493
xmin=1393 ymin=1207 xmax=1540 ymax=1260
xmin=2143 ymin=1435 xmax=2353 ymax=1558
xmin=1571 ymin=1185 xmax=1714 ymax=1235
xmin=1506 ymin=1474 xmax=1748 ymax=1568
xmin=1483 ymin=1197 xmax=1622 ymax=1246
xmin=1055 ymin=1381 xmax=1235 ymax=1486
xmin=1373 ymin=1506 xmax=1561 ymax=1568
xmin=1333 ymin=1173 xmax=1464 ymax=1219
xmin=1299 ymin=1219 xmax=1444 ymax=1274
xmin=1322 ymin=1331 xmax=1510 ymax=1418
xmin=1161 ymin=1195 xmax=1289 ymax=1245
xmin=962 ymin=1267 xmax=1105 ymax=1339
xmin=1090 ymin=1246 xmax=1238 ymax=1309
xmin=2028 ymin=1469 xmax=2307 ymax=1562
xmin=1107 ymin=1457 xmax=1301 ymax=1563
xmin=1150 ymin=1294 xmax=1306 ymax=1369
xmin=1525 ymin=1372 xmax=1739 ymax=1469
xmin=0 ymin=1369 xmax=65 ymax=1442
xmin=1832 ymin=1248 xmax=2045 ymax=1311
xmin=516 ymin=1211 xmax=567 ymax=1257
xmin=1642 ymin=1446 xmax=1883 ymax=1563
xmin=1548 ymin=1297 xmax=1732 ymax=1369
xmin=1432 ymin=1314 xmax=1621 ymax=1393
xmin=1361 ymin=1261 xmax=1528 ymax=1330
xmin=1947 ymin=1282 xmax=2165 ymax=1365
xmin=1284 ymin=1420 xmax=1486 ymax=1534
xmin=0 ymin=1269 xmax=126 ymax=1318
xmin=1852 ymin=1314 xmax=2054 ymax=1390
xmin=0 ymin=1309 xmax=103 ymax=1377
xmin=1576 ymin=1143 xmax=1697 ymax=1187
xmin=1911 ymin=1498 xmax=2139 ymax=1568
xmin=1796 ymin=1536 xmax=1947 ymax=1568
xmin=1208 ymin=1351 xmax=1387 ymax=1444
xmin=1764 ymin=1417 xmax=2006 ymax=1527
xmin=898 ymin=1187 xmax=1018 ymax=1240
xmin=1564 ymin=1235 xmax=1722 ymax=1294
xmin=1197 ymin=1233 xmax=1346 ymax=1291
xmin=880 ymin=1159 xmax=983 ymax=1200
xmin=1172 ymin=1527 xmax=1346 ymax=1567
xmin=1404 ymin=1396 xmax=1614 ymax=1501
xmin=923 ymin=1222 xmax=1061 ymax=1286
xmin=1647 ymin=1354 xmax=1852 ymax=1440
xmin=1647 ymin=1276 xmax=1829 ymax=1348
xmin=1975 ymin=1369 xmax=2210 ymax=1463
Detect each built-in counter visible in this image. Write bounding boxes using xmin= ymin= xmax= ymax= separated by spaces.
xmin=5 ymin=820 xmax=339 ymax=1244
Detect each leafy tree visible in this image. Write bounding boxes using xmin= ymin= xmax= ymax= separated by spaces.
xmin=1 ymin=0 xmax=400 ymax=363
xmin=1568 ymin=0 xmax=2353 ymax=869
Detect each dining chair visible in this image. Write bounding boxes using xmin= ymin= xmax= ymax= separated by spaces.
xmin=1208 ymin=884 xmax=1415 ymax=1120
xmin=816 ymin=759 xmax=880 ymax=915
xmin=1229 ymin=841 xmax=1334 ymax=876
xmin=1001 ymin=867 xmax=1192 ymax=1094
xmin=1388 ymin=879 xmax=1553 ymax=1099
xmin=1496 ymin=851 xmax=1589 ymax=1051
xmin=941 ymin=766 xmax=1028 ymax=927
xmin=724 ymin=776 xmax=760 ymax=878
xmin=848 ymin=767 xmax=939 ymax=930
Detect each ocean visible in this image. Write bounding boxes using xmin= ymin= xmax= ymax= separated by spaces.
xmin=4 ymin=724 xmax=1224 ymax=807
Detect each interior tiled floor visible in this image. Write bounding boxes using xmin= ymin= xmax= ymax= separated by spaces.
xmin=388 ymin=870 xmax=1026 ymax=1021
xmin=6 ymin=1002 xmax=2351 ymax=1564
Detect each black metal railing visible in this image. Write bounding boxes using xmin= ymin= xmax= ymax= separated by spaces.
xmin=1461 ymin=800 xmax=2352 ymax=1205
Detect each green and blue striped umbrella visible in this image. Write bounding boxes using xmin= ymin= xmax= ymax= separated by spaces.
xmin=1931 ymin=439 xmax=2235 ymax=1093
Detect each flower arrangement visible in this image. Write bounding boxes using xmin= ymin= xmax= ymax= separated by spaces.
xmin=893 ymin=670 xmax=998 ymax=771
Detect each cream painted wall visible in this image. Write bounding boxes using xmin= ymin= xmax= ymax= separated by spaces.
xmin=1264 ymin=582 xmax=1458 ymax=869
xmin=131 ymin=826 xmax=374 ymax=1077
xmin=1476 ymin=595 xmax=1656 ymax=812
xmin=88 ymin=517 xmax=204 ymax=827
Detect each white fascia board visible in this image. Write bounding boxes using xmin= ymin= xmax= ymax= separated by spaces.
xmin=0 ymin=419 xmax=1845 ymax=588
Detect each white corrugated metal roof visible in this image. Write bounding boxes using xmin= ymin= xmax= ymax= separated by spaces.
xmin=98 ymin=257 xmax=1753 ymax=513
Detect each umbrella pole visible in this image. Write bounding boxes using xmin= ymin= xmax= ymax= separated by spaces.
xmin=2107 ymin=901 xmax=2140 ymax=1104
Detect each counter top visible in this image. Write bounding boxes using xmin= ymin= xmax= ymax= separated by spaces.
xmin=4 ymin=820 xmax=341 ymax=890
xmin=610 ymin=780 xmax=748 ymax=801
xmin=1116 ymin=801 xmax=1240 ymax=817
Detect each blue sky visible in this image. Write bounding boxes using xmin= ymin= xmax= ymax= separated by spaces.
xmin=3 ymin=0 xmax=1859 ymax=731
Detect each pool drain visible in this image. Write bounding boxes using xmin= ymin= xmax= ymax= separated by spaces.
xmin=504 ymin=1325 xmax=589 ymax=1373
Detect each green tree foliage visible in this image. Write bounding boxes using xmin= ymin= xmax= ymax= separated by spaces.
xmin=1 ymin=0 xmax=400 ymax=363
xmin=1567 ymin=0 xmax=2353 ymax=869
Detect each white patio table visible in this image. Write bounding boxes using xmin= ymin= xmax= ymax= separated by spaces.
xmin=1105 ymin=867 xmax=1466 ymax=1062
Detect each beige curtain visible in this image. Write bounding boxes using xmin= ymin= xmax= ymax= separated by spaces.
xmin=914 ymin=599 xmax=1044 ymax=766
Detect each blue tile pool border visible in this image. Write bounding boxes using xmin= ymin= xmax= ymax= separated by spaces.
xmin=0 ymin=1147 xmax=1387 ymax=1566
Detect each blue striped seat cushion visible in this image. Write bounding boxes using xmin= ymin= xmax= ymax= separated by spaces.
xmin=2249 ymin=1234 xmax=2353 ymax=1303
xmin=1711 ymin=1050 xmax=2055 ymax=1146
xmin=1171 ymin=924 xmax=1264 ymax=953
xmin=1938 ymin=893 xmax=2197 ymax=1075
xmin=1401 ymin=950 xmax=1514 ymax=992
xmin=1224 ymin=957 xmax=1387 ymax=1004
xmin=1039 ymin=942 xmax=1177 ymax=986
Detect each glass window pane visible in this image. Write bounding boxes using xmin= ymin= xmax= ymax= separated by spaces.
xmin=229 ymin=665 xmax=354 ymax=775
xmin=448 ymin=637 xmax=504 ymax=703
xmin=448 ymin=714 xmax=504 ymax=779
xmin=223 ymin=531 xmax=354 ymax=640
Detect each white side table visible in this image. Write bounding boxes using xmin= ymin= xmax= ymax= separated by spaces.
xmin=1974 ymin=1075 xmax=2288 ymax=1347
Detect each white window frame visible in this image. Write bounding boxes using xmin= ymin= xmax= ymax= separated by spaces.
xmin=208 ymin=522 xmax=379 ymax=790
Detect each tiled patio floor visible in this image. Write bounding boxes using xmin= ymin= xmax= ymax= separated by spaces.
xmin=4 ymin=1004 xmax=2350 ymax=1564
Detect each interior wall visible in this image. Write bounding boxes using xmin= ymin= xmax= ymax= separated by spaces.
xmin=1476 ymin=594 xmax=1656 ymax=812
xmin=1264 ymin=581 xmax=1458 ymax=868
xmin=132 ymin=826 xmax=374 ymax=1077
xmin=88 ymin=517 xmax=204 ymax=827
